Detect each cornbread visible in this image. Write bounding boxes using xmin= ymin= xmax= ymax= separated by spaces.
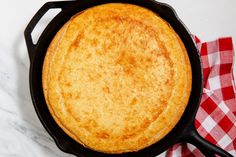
xmin=42 ymin=3 xmax=192 ymax=153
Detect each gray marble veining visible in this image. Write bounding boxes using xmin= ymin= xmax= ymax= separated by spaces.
xmin=0 ymin=32 xmax=73 ymax=157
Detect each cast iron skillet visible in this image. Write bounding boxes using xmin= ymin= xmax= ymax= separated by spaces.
xmin=24 ymin=0 xmax=233 ymax=156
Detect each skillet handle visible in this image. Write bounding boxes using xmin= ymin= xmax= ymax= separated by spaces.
xmin=182 ymin=124 xmax=233 ymax=157
xmin=24 ymin=1 xmax=68 ymax=63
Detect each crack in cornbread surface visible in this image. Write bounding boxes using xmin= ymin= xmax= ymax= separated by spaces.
xmin=42 ymin=3 xmax=192 ymax=154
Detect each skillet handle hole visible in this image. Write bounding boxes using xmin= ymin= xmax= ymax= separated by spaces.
xmin=31 ymin=8 xmax=61 ymax=45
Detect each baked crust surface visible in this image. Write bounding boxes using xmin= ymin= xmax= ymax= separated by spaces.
xmin=42 ymin=3 xmax=192 ymax=153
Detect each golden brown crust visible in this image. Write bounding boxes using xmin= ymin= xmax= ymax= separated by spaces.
xmin=42 ymin=3 xmax=192 ymax=153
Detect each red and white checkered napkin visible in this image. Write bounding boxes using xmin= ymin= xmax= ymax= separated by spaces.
xmin=167 ymin=37 xmax=236 ymax=157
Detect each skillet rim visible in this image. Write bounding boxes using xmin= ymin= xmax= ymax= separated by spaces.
xmin=26 ymin=0 xmax=203 ymax=156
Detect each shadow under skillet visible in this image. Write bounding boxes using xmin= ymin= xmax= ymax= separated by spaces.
xmin=13 ymin=31 xmax=40 ymax=127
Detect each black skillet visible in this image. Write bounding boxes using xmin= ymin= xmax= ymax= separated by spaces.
xmin=24 ymin=0 xmax=233 ymax=156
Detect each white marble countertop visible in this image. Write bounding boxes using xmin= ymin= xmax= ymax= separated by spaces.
xmin=0 ymin=0 xmax=235 ymax=156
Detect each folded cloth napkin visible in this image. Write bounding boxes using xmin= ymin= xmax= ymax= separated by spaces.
xmin=167 ymin=37 xmax=236 ymax=157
